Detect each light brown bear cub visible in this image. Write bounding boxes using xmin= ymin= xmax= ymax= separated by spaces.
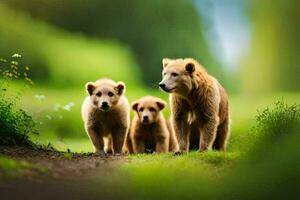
xmin=159 ymin=58 xmax=230 ymax=152
xmin=81 ymin=78 xmax=129 ymax=155
xmin=127 ymin=96 xmax=178 ymax=153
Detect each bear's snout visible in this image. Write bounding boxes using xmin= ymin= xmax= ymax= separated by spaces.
xmin=159 ymin=82 xmax=166 ymax=89
xmin=143 ymin=115 xmax=149 ymax=122
xmin=101 ymin=101 xmax=110 ymax=111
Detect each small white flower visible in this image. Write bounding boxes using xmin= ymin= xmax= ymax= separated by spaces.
xmin=11 ymin=61 xmax=18 ymax=65
xmin=53 ymin=103 xmax=61 ymax=112
xmin=63 ymin=102 xmax=75 ymax=111
xmin=45 ymin=115 xmax=52 ymax=120
xmin=12 ymin=53 xmax=22 ymax=58
xmin=34 ymin=94 xmax=46 ymax=101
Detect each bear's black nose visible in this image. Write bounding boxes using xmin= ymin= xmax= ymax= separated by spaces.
xmin=102 ymin=102 xmax=108 ymax=108
xmin=143 ymin=116 xmax=149 ymax=121
xmin=159 ymin=83 xmax=166 ymax=89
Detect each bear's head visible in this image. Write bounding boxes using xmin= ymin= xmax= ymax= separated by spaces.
xmin=131 ymin=96 xmax=166 ymax=125
xmin=159 ymin=58 xmax=198 ymax=96
xmin=86 ymin=78 xmax=125 ymax=112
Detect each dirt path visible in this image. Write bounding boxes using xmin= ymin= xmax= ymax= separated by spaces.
xmin=0 ymin=146 xmax=127 ymax=180
xmin=0 ymin=146 xmax=128 ymax=200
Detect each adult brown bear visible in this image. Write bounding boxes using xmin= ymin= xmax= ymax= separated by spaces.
xmin=159 ymin=58 xmax=230 ymax=152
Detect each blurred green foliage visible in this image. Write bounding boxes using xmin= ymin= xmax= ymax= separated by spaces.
xmin=216 ymin=101 xmax=300 ymax=200
xmin=0 ymin=3 xmax=142 ymax=88
xmin=240 ymin=0 xmax=300 ymax=94
xmin=3 ymin=0 xmax=221 ymax=87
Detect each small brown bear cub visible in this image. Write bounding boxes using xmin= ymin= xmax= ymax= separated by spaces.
xmin=81 ymin=78 xmax=130 ymax=156
xmin=159 ymin=58 xmax=230 ymax=152
xmin=126 ymin=96 xmax=178 ymax=153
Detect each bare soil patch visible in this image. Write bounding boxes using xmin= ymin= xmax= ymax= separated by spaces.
xmin=0 ymin=146 xmax=127 ymax=180
xmin=0 ymin=146 xmax=128 ymax=200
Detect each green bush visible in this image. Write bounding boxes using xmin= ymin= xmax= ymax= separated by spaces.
xmin=217 ymin=101 xmax=300 ymax=200
xmin=0 ymin=54 xmax=38 ymax=146
xmin=252 ymin=100 xmax=300 ymax=142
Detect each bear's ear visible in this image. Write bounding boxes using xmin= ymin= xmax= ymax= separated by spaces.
xmin=115 ymin=82 xmax=126 ymax=95
xmin=156 ymin=99 xmax=166 ymax=110
xmin=131 ymin=101 xmax=139 ymax=111
xmin=185 ymin=62 xmax=195 ymax=74
xmin=86 ymin=82 xmax=95 ymax=95
xmin=162 ymin=58 xmax=171 ymax=68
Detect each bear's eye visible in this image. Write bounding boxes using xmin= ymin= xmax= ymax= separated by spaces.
xmin=163 ymin=72 xmax=167 ymax=76
xmin=96 ymin=92 xmax=102 ymax=97
xmin=149 ymin=107 xmax=156 ymax=112
xmin=139 ymin=108 xmax=144 ymax=112
xmin=171 ymin=72 xmax=179 ymax=77
xmin=108 ymin=92 xmax=114 ymax=97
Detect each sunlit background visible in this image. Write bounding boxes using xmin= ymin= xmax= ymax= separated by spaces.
xmin=0 ymin=0 xmax=299 ymax=152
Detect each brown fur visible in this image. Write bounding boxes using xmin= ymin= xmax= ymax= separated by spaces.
xmin=125 ymin=96 xmax=179 ymax=153
xmin=159 ymin=58 xmax=230 ymax=152
xmin=123 ymin=126 xmax=133 ymax=153
xmin=81 ymin=78 xmax=130 ymax=155
xmin=166 ymin=118 xmax=180 ymax=152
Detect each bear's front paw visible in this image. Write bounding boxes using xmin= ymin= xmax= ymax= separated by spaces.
xmin=114 ymin=153 xmax=126 ymax=157
xmin=94 ymin=150 xmax=107 ymax=157
xmin=199 ymin=147 xmax=210 ymax=153
xmin=174 ymin=151 xmax=187 ymax=156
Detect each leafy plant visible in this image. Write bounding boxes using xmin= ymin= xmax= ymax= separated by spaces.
xmin=0 ymin=54 xmax=38 ymax=146
xmin=252 ymin=100 xmax=300 ymax=141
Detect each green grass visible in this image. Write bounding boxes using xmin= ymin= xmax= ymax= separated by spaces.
xmin=121 ymin=151 xmax=239 ymax=181
xmin=31 ymin=137 xmax=94 ymax=153
xmin=0 ymin=156 xmax=47 ymax=177
xmin=114 ymin=152 xmax=238 ymax=199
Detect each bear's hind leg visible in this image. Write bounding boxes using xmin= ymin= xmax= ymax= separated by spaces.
xmin=213 ymin=119 xmax=230 ymax=151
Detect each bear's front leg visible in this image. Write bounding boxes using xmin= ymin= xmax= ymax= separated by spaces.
xmin=85 ymin=125 xmax=105 ymax=156
xmin=132 ymin=135 xmax=145 ymax=153
xmin=111 ymin=125 xmax=127 ymax=154
xmin=172 ymin=117 xmax=190 ymax=152
xmin=155 ymin=135 xmax=168 ymax=153
xmin=199 ymin=116 xmax=219 ymax=151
